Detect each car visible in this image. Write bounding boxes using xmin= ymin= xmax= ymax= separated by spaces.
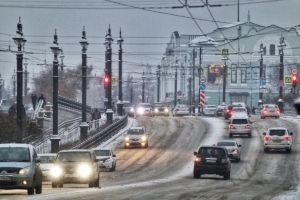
xmin=223 ymin=104 xmax=242 ymax=120
xmin=263 ymin=127 xmax=293 ymax=153
xmin=193 ymin=145 xmax=232 ymax=180
xmin=122 ymin=101 xmax=135 ymax=117
xmin=151 ymin=102 xmax=169 ymax=116
xmin=229 ymin=112 xmax=252 ymax=138
xmin=93 ymin=148 xmax=116 ymax=172
xmin=231 ymin=107 xmax=247 ymax=115
xmin=38 ymin=153 xmax=57 ymax=181
xmin=214 ymin=105 xmax=226 ymax=116
xmin=124 ymin=127 xmax=149 ymax=148
xmin=231 ymin=102 xmax=246 ymax=108
xmin=203 ymin=105 xmax=217 ymax=116
xmin=0 ymin=143 xmax=43 ymax=195
xmin=260 ymin=104 xmax=280 ymax=119
xmin=136 ymin=103 xmax=152 ymax=117
xmin=51 ymin=149 xmax=100 ymax=188
xmin=172 ymin=104 xmax=190 ymax=116
xmin=216 ymin=140 xmax=242 ymax=162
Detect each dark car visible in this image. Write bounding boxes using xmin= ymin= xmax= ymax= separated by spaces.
xmin=193 ymin=145 xmax=232 ymax=180
xmin=151 ymin=102 xmax=169 ymax=117
xmin=122 ymin=101 xmax=135 ymax=117
xmin=223 ymin=104 xmax=242 ymax=120
xmin=214 ymin=105 xmax=226 ymax=116
xmin=51 ymin=150 xmax=100 ymax=188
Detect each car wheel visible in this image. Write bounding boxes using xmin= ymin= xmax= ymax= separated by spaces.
xmin=264 ymin=148 xmax=269 ymax=153
xmin=58 ymin=182 xmax=63 ymax=188
xmin=27 ymin=177 xmax=35 ymax=195
xmin=193 ymin=172 xmax=200 ymax=179
xmin=35 ymin=179 xmax=42 ymax=194
xmin=94 ymin=173 xmax=100 ymax=187
xmin=51 ymin=182 xmax=57 ymax=188
xmin=223 ymin=173 xmax=230 ymax=180
xmin=286 ymin=148 xmax=292 ymax=153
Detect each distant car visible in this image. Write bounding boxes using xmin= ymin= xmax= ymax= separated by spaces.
xmin=193 ymin=145 xmax=232 ymax=180
xmin=263 ymin=127 xmax=293 ymax=153
xmin=203 ymin=105 xmax=217 ymax=116
xmin=136 ymin=103 xmax=152 ymax=117
xmin=124 ymin=127 xmax=149 ymax=148
xmin=231 ymin=107 xmax=247 ymax=115
xmin=231 ymin=102 xmax=246 ymax=108
xmin=229 ymin=112 xmax=252 ymax=138
xmin=152 ymin=102 xmax=169 ymax=116
xmin=214 ymin=105 xmax=226 ymax=116
xmin=172 ymin=104 xmax=190 ymax=116
xmin=51 ymin=149 xmax=100 ymax=188
xmin=223 ymin=104 xmax=242 ymax=120
xmin=260 ymin=104 xmax=280 ymax=119
xmin=93 ymin=148 xmax=116 ymax=172
xmin=38 ymin=153 xmax=57 ymax=181
xmin=0 ymin=143 xmax=42 ymax=195
xmin=123 ymin=101 xmax=135 ymax=117
xmin=216 ymin=140 xmax=242 ymax=162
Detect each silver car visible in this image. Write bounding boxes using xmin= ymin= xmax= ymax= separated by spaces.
xmin=136 ymin=103 xmax=152 ymax=117
xmin=229 ymin=113 xmax=252 ymax=138
xmin=260 ymin=104 xmax=280 ymax=119
xmin=123 ymin=101 xmax=135 ymax=117
xmin=124 ymin=127 xmax=149 ymax=148
xmin=172 ymin=104 xmax=190 ymax=116
xmin=93 ymin=148 xmax=116 ymax=172
xmin=0 ymin=143 xmax=43 ymax=195
xmin=216 ymin=140 xmax=242 ymax=162
xmin=203 ymin=105 xmax=217 ymax=116
xmin=38 ymin=153 xmax=56 ymax=181
xmin=263 ymin=127 xmax=293 ymax=153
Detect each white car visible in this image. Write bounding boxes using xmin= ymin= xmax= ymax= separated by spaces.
xmin=172 ymin=104 xmax=190 ymax=116
xmin=136 ymin=103 xmax=152 ymax=117
xmin=263 ymin=127 xmax=293 ymax=153
xmin=93 ymin=148 xmax=116 ymax=172
xmin=203 ymin=105 xmax=217 ymax=116
xmin=38 ymin=153 xmax=57 ymax=181
xmin=216 ymin=140 xmax=242 ymax=162
xmin=124 ymin=126 xmax=149 ymax=148
xmin=260 ymin=104 xmax=280 ymax=119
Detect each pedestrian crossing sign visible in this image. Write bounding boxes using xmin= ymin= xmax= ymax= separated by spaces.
xmin=284 ymin=75 xmax=292 ymax=85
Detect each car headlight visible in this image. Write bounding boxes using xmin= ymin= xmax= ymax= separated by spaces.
xmin=125 ymin=136 xmax=130 ymax=141
xmin=77 ymin=164 xmax=92 ymax=177
xmin=138 ymin=108 xmax=144 ymax=114
xmin=105 ymin=159 xmax=111 ymax=163
xmin=164 ymin=108 xmax=168 ymax=112
xmin=141 ymin=136 xmax=147 ymax=141
xmin=154 ymin=108 xmax=158 ymax=113
xmin=130 ymin=108 xmax=134 ymax=112
xmin=51 ymin=166 xmax=62 ymax=177
xmin=19 ymin=167 xmax=31 ymax=175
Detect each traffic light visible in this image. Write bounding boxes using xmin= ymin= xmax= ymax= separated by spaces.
xmin=104 ymin=76 xmax=110 ymax=89
xmin=290 ymin=87 xmax=294 ymax=94
xmin=292 ymin=75 xmax=298 ymax=87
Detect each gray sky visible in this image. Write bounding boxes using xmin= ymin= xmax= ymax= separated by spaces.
xmin=0 ymin=0 xmax=299 ymax=89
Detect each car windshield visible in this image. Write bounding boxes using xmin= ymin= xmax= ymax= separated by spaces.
xmin=265 ymin=104 xmax=277 ymax=108
xmin=198 ymin=148 xmax=225 ymax=157
xmin=57 ymin=152 xmax=92 ymax=162
xmin=139 ymin=104 xmax=151 ymax=108
xmin=269 ymin=130 xmax=286 ymax=136
xmin=232 ymin=119 xmax=248 ymax=124
xmin=232 ymin=108 xmax=246 ymax=112
xmin=123 ymin=103 xmax=132 ymax=107
xmin=0 ymin=147 xmax=30 ymax=162
xmin=127 ymin=129 xmax=145 ymax=135
xmin=217 ymin=142 xmax=236 ymax=146
xmin=39 ymin=156 xmax=56 ymax=163
xmin=94 ymin=150 xmax=111 ymax=157
xmin=153 ymin=103 xmax=166 ymax=107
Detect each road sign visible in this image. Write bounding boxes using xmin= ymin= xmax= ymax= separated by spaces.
xmin=177 ymin=90 xmax=182 ymax=96
xmin=200 ymin=91 xmax=205 ymax=107
xmin=260 ymin=78 xmax=266 ymax=86
xmin=292 ymin=68 xmax=297 ymax=74
xmin=199 ymin=83 xmax=206 ymax=90
xmin=112 ymin=76 xmax=118 ymax=87
xmin=221 ymin=48 xmax=230 ymax=57
xmin=284 ymin=75 xmax=292 ymax=85
xmin=200 ymin=76 xmax=206 ymax=83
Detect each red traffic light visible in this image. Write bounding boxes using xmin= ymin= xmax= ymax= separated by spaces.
xmin=292 ymin=75 xmax=297 ymax=81
xmin=104 ymin=76 xmax=110 ymax=85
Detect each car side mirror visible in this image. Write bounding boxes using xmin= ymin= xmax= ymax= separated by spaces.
xmin=238 ymin=144 xmax=242 ymax=147
xmin=289 ymin=132 xmax=293 ymax=135
xmin=35 ymin=158 xmax=41 ymax=163
xmin=113 ymin=154 xmax=116 ymax=157
xmin=263 ymin=132 xmax=266 ymax=135
xmin=193 ymin=152 xmax=197 ymax=156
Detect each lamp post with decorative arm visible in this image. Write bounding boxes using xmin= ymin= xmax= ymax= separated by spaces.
xmin=278 ymin=36 xmax=286 ymax=113
xmin=117 ymin=28 xmax=124 ymax=116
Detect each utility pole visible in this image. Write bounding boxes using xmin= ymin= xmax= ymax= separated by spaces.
xmin=259 ymin=43 xmax=264 ymax=101
xmin=117 ymin=28 xmax=124 ymax=116
xmin=157 ymin=65 xmax=160 ymax=102
xmin=222 ymin=56 xmax=228 ymax=103
xmin=142 ymin=72 xmax=145 ymax=103
xmin=24 ymin=57 xmax=28 ymax=96
xmin=278 ymin=36 xmax=286 ymax=113
xmin=174 ymin=60 xmax=178 ymax=107
xmin=192 ymin=48 xmax=196 ymax=115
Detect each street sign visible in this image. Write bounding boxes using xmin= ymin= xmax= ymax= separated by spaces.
xmin=221 ymin=48 xmax=230 ymax=57
xmin=292 ymin=68 xmax=297 ymax=74
xmin=200 ymin=76 xmax=206 ymax=83
xmin=260 ymin=78 xmax=266 ymax=86
xmin=284 ymin=75 xmax=292 ymax=85
xmin=112 ymin=76 xmax=118 ymax=87
xmin=177 ymin=90 xmax=182 ymax=96
xmin=199 ymin=83 xmax=206 ymax=90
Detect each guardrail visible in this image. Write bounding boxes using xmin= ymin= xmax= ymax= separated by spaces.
xmin=58 ymin=95 xmax=91 ymax=113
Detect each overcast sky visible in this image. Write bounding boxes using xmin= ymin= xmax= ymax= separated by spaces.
xmin=0 ymin=0 xmax=299 ymax=89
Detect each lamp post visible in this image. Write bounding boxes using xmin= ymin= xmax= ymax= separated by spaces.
xmin=104 ymin=25 xmax=114 ymax=124
xmin=157 ymin=65 xmax=161 ymax=102
xmin=49 ymin=29 xmax=61 ymax=153
xmin=222 ymin=56 xmax=228 ymax=104
xmin=192 ymin=48 xmax=196 ymax=115
xmin=79 ymin=26 xmax=89 ymax=141
xmin=278 ymin=36 xmax=286 ymax=113
xmin=259 ymin=43 xmax=264 ymax=101
xmin=24 ymin=57 xmax=28 ymax=96
xmin=142 ymin=72 xmax=145 ymax=103
xmin=0 ymin=74 xmax=2 ymax=101
xmin=12 ymin=17 xmax=26 ymax=143
xmin=174 ymin=60 xmax=178 ymax=107
xmin=117 ymin=28 xmax=124 ymax=116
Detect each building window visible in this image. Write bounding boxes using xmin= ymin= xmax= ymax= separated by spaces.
xmin=270 ymin=44 xmax=275 ymax=55
xmin=231 ymin=64 xmax=237 ymax=83
xmin=241 ymin=64 xmax=247 ymax=83
xmin=230 ymin=95 xmax=246 ymax=102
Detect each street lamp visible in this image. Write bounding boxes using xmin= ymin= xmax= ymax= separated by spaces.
xmin=24 ymin=56 xmax=28 ymax=96
xmin=79 ymin=26 xmax=89 ymax=141
xmin=12 ymin=16 xmax=26 ymax=143
xmin=104 ymin=25 xmax=114 ymax=124
xmin=0 ymin=73 xmax=2 ymax=101
xmin=49 ymin=29 xmax=61 ymax=153
xmin=157 ymin=65 xmax=161 ymax=102
xmin=117 ymin=28 xmax=124 ymax=116
xmin=259 ymin=43 xmax=264 ymax=101
xmin=278 ymin=36 xmax=286 ymax=113
xmin=174 ymin=60 xmax=178 ymax=107
xmin=222 ymin=56 xmax=228 ymax=104
xmin=142 ymin=72 xmax=145 ymax=103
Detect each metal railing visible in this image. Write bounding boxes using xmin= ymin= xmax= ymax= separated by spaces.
xmin=58 ymin=95 xmax=91 ymax=113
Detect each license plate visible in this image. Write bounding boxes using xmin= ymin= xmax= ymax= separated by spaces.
xmin=206 ymin=160 xmax=216 ymax=163
xmin=65 ymin=174 xmax=77 ymax=178
xmin=0 ymin=176 xmax=11 ymax=181
xmin=273 ymin=140 xmax=281 ymax=143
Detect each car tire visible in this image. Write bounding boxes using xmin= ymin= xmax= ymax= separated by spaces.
xmin=51 ymin=182 xmax=57 ymax=188
xmin=223 ymin=173 xmax=230 ymax=180
xmin=27 ymin=177 xmax=35 ymax=195
xmin=113 ymin=163 xmax=116 ymax=171
xmin=94 ymin=173 xmax=100 ymax=187
xmin=264 ymin=148 xmax=269 ymax=153
xmin=286 ymin=148 xmax=292 ymax=153
xmin=58 ymin=182 xmax=63 ymax=188
xmin=193 ymin=172 xmax=200 ymax=179
xmin=35 ymin=179 xmax=42 ymax=194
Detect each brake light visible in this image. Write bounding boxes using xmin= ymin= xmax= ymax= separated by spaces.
xmin=230 ymin=125 xmax=235 ymax=129
xmin=226 ymin=109 xmax=230 ymax=113
xmin=264 ymin=136 xmax=271 ymax=141
xmin=263 ymin=109 xmax=268 ymax=113
xmin=232 ymin=148 xmax=238 ymax=153
xmin=194 ymin=156 xmax=201 ymax=163
xmin=284 ymin=136 xmax=291 ymax=141
xmin=245 ymin=125 xmax=251 ymax=129
xmin=276 ymin=109 xmax=280 ymax=114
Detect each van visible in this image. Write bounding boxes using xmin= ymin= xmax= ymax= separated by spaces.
xmin=229 ymin=113 xmax=252 ymax=138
